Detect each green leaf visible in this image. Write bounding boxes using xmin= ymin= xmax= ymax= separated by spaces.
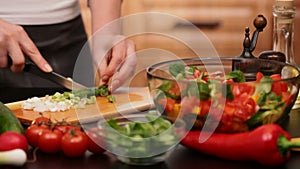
xmin=222 ymin=84 xmax=234 ymax=100
xmin=246 ymin=110 xmax=265 ymax=130
xmin=253 ymin=76 xmax=273 ymax=96
xmin=157 ymin=81 xmax=180 ymax=100
xmin=169 ymin=62 xmax=185 ymax=77
xmin=198 ymin=82 xmax=211 ymax=101
xmin=226 ymin=70 xmax=246 ymax=82
xmin=158 ymin=80 xmax=173 ymax=92
xmin=257 ymin=90 xmax=267 ymax=105
xmin=187 ymin=66 xmax=197 ymax=76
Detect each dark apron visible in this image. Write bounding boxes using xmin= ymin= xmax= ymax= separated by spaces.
xmin=0 ymin=15 xmax=94 ymax=102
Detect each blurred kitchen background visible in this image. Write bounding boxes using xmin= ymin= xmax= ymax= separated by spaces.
xmin=79 ymin=0 xmax=300 ymax=86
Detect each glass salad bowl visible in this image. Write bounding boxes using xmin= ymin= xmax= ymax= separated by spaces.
xmin=97 ymin=110 xmax=186 ymax=165
xmin=146 ymin=58 xmax=300 ymax=133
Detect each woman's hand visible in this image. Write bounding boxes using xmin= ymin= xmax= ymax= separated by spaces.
xmin=0 ymin=19 xmax=52 ymax=73
xmin=88 ymin=0 xmax=137 ymax=91
xmin=94 ymin=35 xmax=137 ymax=91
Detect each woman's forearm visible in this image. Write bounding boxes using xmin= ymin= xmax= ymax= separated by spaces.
xmin=88 ymin=0 xmax=122 ymax=34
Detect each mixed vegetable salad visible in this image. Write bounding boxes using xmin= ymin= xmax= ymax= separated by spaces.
xmin=152 ymin=62 xmax=297 ymax=132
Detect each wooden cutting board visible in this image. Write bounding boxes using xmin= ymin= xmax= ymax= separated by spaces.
xmin=5 ymin=87 xmax=154 ymax=125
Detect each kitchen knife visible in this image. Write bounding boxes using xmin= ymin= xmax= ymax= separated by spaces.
xmin=22 ymin=62 xmax=86 ymax=90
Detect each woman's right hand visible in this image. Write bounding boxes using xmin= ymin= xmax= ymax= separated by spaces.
xmin=0 ymin=19 xmax=52 ymax=73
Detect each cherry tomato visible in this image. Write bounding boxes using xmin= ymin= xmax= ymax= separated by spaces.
xmin=86 ymin=128 xmax=106 ymax=154
xmin=38 ymin=129 xmax=63 ymax=154
xmin=55 ymin=125 xmax=81 ymax=134
xmin=25 ymin=124 xmax=49 ymax=147
xmin=0 ymin=131 xmax=28 ymax=152
xmin=32 ymin=115 xmax=51 ymax=126
xmin=61 ymin=129 xmax=88 ymax=157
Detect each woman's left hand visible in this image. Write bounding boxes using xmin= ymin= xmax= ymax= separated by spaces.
xmin=94 ymin=35 xmax=137 ymax=91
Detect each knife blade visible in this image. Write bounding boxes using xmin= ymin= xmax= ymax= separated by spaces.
xmin=23 ymin=62 xmax=86 ymax=90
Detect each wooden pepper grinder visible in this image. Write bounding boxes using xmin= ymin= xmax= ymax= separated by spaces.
xmin=234 ymin=15 xmax=268 ymax=81
xmin=238 ymin=14 xmax=267 ymax=59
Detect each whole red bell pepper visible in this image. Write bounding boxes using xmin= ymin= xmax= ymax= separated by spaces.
xmin=181 ymin=124 xmax=300 ymax=167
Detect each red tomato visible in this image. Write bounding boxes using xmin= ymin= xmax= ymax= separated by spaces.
xmin=25 ymin=124 xmax=49 ymax=147
xmin=199 ymin=100 xmax=211 ymax=116
xmin=38 ymin=129 xmax=63 ymax=154
xmin=157 ymin=98 xmax=176 ymax=113
xmin=272 ymin=82 xmax=288 ymax=95
xmin=194 ymin=69 xmax=201 ymax=78
xmin=272 ymin=81 xmax=288 ymax=95
xmin=243 ymin=96 xmax=257 ymax=115
xmin=281 ymin=92 xmax=294 ymax=106
xmin=55 ymin=125 xmax=81 ymax=134
xmin=233 ymin=97 xmax=257 ymax=121
xmin=232 ymin=83 xmax=255 ymax=97
xmin=270 ymin=74 xmax=281 ymax=80
xmin=223 ymin=79 xmax=234 ymax=84
xmin=270 ymin=74 xmax=288 ymax=95
xmin=86 ymin=128 xmax=106 ymax=154
xmin=0 ymin=131 xmax=28 ymax=152
xmin=169 ymin=82 xmax=181 ymax=97
xmin=32 ymin=115 xmax=51 ymax=126
xmin=256 ymin=72 xmax=264 ymax=82
xmin=221 ymin=93 xmax=257 ymax=124
xmin=61 ymin=129 xmax=88 ymax=157
xmin=223 ymin=102 xmax=235 ymax=116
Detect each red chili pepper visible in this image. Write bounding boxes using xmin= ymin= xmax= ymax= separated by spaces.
xmin=181 ymin=124 xmax=300 ymax=167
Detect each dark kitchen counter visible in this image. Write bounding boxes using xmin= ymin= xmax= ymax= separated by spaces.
xmin=1 ymin=88 xmax=300 ymax=169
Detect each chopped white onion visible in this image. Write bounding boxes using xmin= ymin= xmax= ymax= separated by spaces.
xmin=22 ymin=92 xmax=95 ymax=112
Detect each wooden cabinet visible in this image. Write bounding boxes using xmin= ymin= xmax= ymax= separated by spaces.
xmin=121 ymin=0 xmax=272 ymax=58
xmin=80 ymin=0 xmax=300 ymax=65
xmin=121 ymin=0 xmax=300 ymax=64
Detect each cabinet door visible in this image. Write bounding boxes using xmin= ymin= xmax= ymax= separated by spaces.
xmin=122 ymin=0 xmax=273 ymax=58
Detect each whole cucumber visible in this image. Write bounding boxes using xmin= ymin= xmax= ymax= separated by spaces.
xmin=0 ymin=102 xmax=24 ymax=134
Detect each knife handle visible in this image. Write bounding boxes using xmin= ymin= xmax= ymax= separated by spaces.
xmin=7 ymin=57 xmax=35 ymax=72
